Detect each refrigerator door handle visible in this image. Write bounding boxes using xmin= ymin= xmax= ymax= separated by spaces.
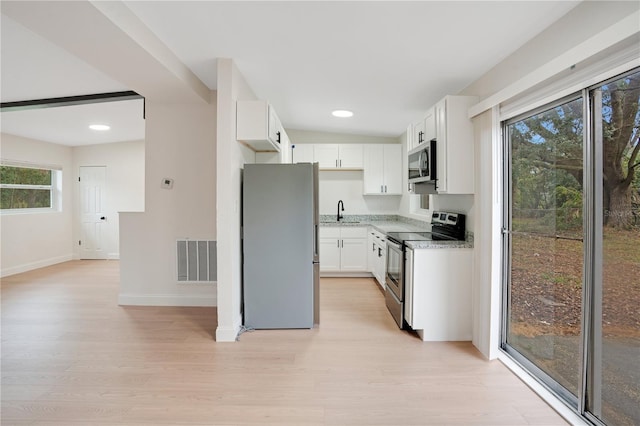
xmin=314 ymin=224 xmax=319 ymax=259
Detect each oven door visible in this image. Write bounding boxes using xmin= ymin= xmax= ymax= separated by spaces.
xmin=385 ymin=238 xmax=403 ymax=302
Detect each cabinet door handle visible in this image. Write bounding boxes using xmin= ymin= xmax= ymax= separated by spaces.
xmin=276 ymin=131 xmax=281 ymax=143
xmin=337 ymin=240 xmax=340 ymax=248
xmin=378 ymin=248 xmax=382 ymax=257
xmin=380 ymin=185 xmax=383 ymax=193
xmin=372 ymin=243 xmax=375 ymax=251
xmin=340 ymin=159 xmax=342 ymax=167
xmin=335 ymin=159 xmax=338 ymax=167
xmin=384 ymin=185 xmax=387 ymax=193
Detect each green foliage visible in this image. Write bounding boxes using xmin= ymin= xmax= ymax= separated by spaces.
xmin=0 ymin=166 xmax=52 ymax=209
xmin=556 ymin=186 xmax=583 ymax=231
xmin=0 ymin=166 xmax=51 ymax=185
xmin=510 ymin=69 xmax=640 ymax=230
xmin=510 ymin=97 xmax=584 ymax=233
xmin=0 ymin=189 xmax=51 ymax=209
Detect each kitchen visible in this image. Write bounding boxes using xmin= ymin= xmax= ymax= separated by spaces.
xmin=1 ymin=2 xmax=637 ymax=424
xmin=238 ymin=95 xmax=476 ymax=340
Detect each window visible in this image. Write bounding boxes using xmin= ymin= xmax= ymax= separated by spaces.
xmin=502 ymin=68 xmax=640 ymax=425
xmin=0 ymin=164 xmax=61 ymax=211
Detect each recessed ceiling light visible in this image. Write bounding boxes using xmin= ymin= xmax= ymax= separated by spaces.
xmin=332 ymin=110 xmax=353 ymax=118
xmin=89 ymin=124 xmax=111 ymax=131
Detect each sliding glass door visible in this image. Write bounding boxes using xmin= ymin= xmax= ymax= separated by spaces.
xmin=504 ymin=96 xmax=585 ymax=402
xmin=587 ymin=71 xmax=640 ymax=426
xmin=503 ymin=68 xmax=639 ymax=425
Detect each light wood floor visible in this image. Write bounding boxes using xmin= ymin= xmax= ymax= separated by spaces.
xmin=1 ymin=260 xmax=567 ymax=425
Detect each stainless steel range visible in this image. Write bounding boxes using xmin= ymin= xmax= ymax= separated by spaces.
xmin=384 ymin=211 xmax=466 ymax=328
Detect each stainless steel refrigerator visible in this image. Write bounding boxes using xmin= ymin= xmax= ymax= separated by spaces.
xmin=242 ymin=163 xmax=319 ymax=329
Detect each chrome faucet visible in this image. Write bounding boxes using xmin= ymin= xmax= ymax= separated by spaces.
xmin=337 ymin=200 xmax=344 ymax=222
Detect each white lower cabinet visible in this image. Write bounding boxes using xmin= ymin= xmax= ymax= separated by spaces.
xmin=405 ymin=247 xmax=472 ymax=341
xmin=319 ymin=238 xmax=341 ymax=270
xmin=319 ymin=226 xmax=367 ymax=272
xmin=367 ymin=228 xmax=386 ymax=288
xmin=340 ymin=238 xmax=368 ymax=271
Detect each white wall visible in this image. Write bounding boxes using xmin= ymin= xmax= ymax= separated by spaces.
xmin=318 ymin=170 xmax=401 ymax=215
xmin=119 ymin=99 xmax=216 ymax=307
xmin=72 ymin=140 xmax=145 ymax=259
xmin=471 ymin=109 xmax=501 ymax=360
xmin=215 ymin=58 xmax=258 ymax=342
xmin=461 ymin=1 xmax=640 ymax=101
xmin=0 ymin=133 xmax=74 ymax=276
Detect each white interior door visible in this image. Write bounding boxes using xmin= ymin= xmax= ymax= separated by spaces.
xmin=80 ymin=166 xmax=107 ymax=259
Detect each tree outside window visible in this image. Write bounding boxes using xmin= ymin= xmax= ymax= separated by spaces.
xmin=0 ymin=165 xmax=54 ymax=210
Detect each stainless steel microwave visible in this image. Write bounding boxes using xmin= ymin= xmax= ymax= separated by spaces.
xmin=408 ymin=139 xmax=437 ymax=184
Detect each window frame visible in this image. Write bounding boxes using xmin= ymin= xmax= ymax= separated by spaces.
xmin=501 ymin=91 xmax=586 ymax=410
xmin=500 ymin=65 xmax=640 ymax=426
xmin=0 ymin=162 xmax=62 ymax=214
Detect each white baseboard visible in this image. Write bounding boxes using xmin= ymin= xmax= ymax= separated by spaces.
xmin=118 ymin=292 xmax=216 ymax=307
xmin=108 ymin=252 xmax=119 ymax=260
xmin=216 ymin=325 xmax=240 ymax=342
xmin=1 ymin=254 xmax=73 ymax=278
xmin=216 ymin=314 xmax=243 ymax=342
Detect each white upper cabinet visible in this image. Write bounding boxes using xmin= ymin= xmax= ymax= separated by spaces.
xmin=410 ymin=108 xmax=435 ymax=151
xmin=279 ymin=129 xmax=291 ymax=163
xmin=411 ymin=118 xmax=425 ymax=151
xmin=314 ymin=144 xmax=363 ymax=169
xmin=313 ymin=144 xmax=339 ymax=168
xmin=339 ymin=144 xmax=364 ymax=169
xmin=424 ymin=107 xmax=436 ymax=142
xmin=291 ymin=144 xmax=314 ymax=163
xmin=236 ymin=100 xmax=285 ymax=152
xmin=434 ymin=95 xmax=477 ymax=194
xmin=363 ymin=144 xmax=402 ymax=195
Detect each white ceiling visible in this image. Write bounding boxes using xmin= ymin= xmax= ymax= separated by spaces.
xmin=0 ymin=1 xmax=580 ymax=146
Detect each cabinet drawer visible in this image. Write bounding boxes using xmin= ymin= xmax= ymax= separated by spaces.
xmin=340 ymin=227 xmax=367 ymax=239
xmin=319 ymin=227 xmax=340 ymax=239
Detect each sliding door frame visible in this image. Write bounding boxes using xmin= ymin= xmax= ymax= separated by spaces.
xmin=501 ymin=67 xmax=640 ymax=425
xmin=501 ymin=92 xmax=585 ymax=410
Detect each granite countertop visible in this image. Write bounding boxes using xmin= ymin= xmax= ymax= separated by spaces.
xmin=405 ymin=237 xmax=474 ymax=250
xmin=319 ymin=214 xmax=474 ymax=249
xmin=319 ymin=215 xmax=429 ymax=233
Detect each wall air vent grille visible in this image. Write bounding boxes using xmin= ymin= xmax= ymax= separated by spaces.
xmin=176 ymin=240 xmax=216 ymax=283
